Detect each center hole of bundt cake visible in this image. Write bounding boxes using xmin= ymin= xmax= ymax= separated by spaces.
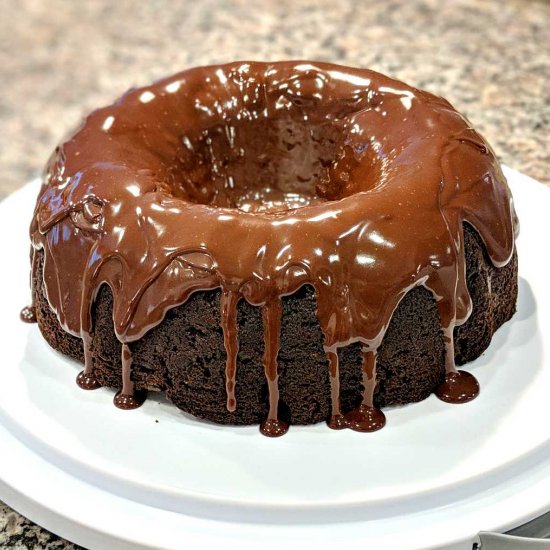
xmin=169 ymin=116 xmax=358 ymax=213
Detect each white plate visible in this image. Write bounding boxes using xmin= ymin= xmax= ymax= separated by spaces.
xmin=0 ymin=166 xmax=548 ymax=550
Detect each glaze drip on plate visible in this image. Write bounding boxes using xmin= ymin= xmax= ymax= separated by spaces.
xmin=20 ymin=305 xmax=37 ymax=324
xmin=28 ymin=61 xmax=518 ymax=435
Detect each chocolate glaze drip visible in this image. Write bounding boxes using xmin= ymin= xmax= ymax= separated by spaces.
xmin=114 ymin=391 xmax=147 ymax=410
xmin=20 ymin=305 xmax=37 ymax=323
xmin=76 ymin=370 xmax=101 ymax=390
xmin=221 ymin=289 xmax=240 ymax=412
xmin=327 ymin=349 xmax=386 ymax=432
xmin=344 ymin=349 xmax=386 ymax=432
xmin=435 ymin=371 xmax=480 ymax=404
xmin=259 ymin=299 xmax=289 ymax=437
xmin=75 ymin=331 xmax=101 ymax=390
xmin=327 ymin=351 xmax=346 ymax=429
xmin=28 ymin=61 xmax=517 ymax=434
xmin=345 ymin=405 xmax=386 ymax=432
xmin=114 ymin=344 xmax=146 ymax=410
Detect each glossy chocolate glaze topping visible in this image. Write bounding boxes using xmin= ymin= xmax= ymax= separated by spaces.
xmin=29 ymin=61 xmax=517 ymax=435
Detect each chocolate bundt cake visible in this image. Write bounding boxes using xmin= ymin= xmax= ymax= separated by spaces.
xmin=24 ymin=61 xmax=518 ymax=436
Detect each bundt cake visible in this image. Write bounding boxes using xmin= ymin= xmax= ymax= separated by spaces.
xmin=23 ymin=61 xmax=518 ymax=436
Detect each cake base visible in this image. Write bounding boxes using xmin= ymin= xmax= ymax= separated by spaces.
xmin=33 ymin=223 xmax=518 ymax=426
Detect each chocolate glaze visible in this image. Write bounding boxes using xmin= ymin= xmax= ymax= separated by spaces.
xmin=28 ymin=61 xmax=517 ymax=434
xmin=20 ymin=305 xmax=37 ymax=323
xmin=344 ymin=349 xmax=386 ymax=432
xmin=113 ymin=343 xmax=147 ymax=409
xmin=76 ymin=370 xmax=101 ymax=390
xmin=113 ymin=390 xmax=147 ymax=410
xmin=345 ymin=405 xmax=386 ymax=433
xmin=221 ymin=289 xmax=240 ymax=412
xmin=327 ymin=350 xmax=386 ymax=432
xmin=435 ymin=370 xmax=480 ymax=404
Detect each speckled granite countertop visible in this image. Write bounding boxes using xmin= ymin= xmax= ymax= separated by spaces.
xmin=1 ymin=0 xmax=549 ymax=547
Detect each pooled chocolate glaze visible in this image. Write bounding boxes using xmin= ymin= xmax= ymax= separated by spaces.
xmin=113 ymin=390 xmax=147 ymax=410
xmin=20 ymin=305 xmax=37 ymax=323
xmin=345 ymin=405 xmax=386 ymax=433
xmin=112 ymin=343 xmax=147 ymax=409
xmin=28 ymin=61 xmax=517 ymax=435
xmin=76 ymin=370 xmax=101 ymax=390
xmin=435 ymin=370 xmax=480 ymax=404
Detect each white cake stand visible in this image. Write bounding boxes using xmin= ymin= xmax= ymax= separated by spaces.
xmin=0 ymin=167 xmax=549 ymax=550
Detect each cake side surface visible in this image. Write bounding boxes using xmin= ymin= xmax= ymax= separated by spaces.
xmin=33 ymin=223 xmax=518 ymax=426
